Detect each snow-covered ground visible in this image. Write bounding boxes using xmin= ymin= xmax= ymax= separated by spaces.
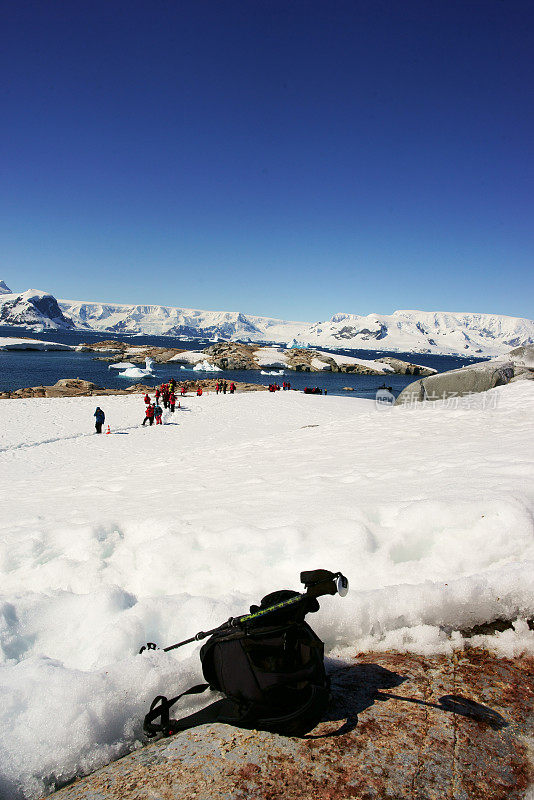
xmin=0 ymin=337 xmax=73 ymax=351
xmin=0 ymin=385 xmax=533 ymax=798
xmin=254 ymin=346 xmax=288 ymax=368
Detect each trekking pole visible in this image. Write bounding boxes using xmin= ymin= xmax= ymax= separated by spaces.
xmin=139 ymin=570 xmax=348 ymax=654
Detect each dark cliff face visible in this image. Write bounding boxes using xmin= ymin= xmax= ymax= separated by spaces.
xmin=0 ymin=293 xmax=75 ymax=328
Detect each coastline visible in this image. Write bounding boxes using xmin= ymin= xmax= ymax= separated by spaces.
xmin=0 ymin=376 xmax=268 ymax=400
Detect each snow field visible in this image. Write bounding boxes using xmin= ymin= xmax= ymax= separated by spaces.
xmin=0 ymin=384 xmax=533 ymax=798
xmin=0 ymin=337 xmax=72 ymax=351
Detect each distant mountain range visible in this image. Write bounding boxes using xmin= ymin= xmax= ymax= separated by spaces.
xmin=1 ymin=282 xmax=533 ymax=356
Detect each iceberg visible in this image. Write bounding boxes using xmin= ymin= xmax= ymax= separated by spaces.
xmin=192 ymin=360 xmax=223 ymax=372
xmin=116 ymin=357 xmax=155 ymax=380
xmin=108 ymin=362 xmax=137 ymax=370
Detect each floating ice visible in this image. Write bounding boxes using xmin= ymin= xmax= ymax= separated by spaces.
xmin=108 ymin=362 xmax=137 ymax=370
xmin=116 ymin=357 xmax=155 ymax=380
xmin=192 ymin=360 xmax=222 ymax=372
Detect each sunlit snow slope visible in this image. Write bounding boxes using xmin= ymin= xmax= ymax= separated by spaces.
xmin=0 ymin=386 xmax=533 ymax=798
xmin=59 ymin=297 xmax=534 ymax=356
xmin=2 ymin=284 xmax=533 ymax=355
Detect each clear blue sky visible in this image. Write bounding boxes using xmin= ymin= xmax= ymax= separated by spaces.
xmin=1 ymin=0 xmax=533 ymax=321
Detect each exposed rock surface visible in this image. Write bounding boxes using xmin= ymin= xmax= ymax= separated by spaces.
xmin=395 ymin=361 xmax=514 ymax=405
xmin=78 ymin=341 xmax=421 ymax=375
xmin=203 ymin=341 xmax=259 ymax=370
xmin=506 ymin=345 xmax=534 ymax=370
xmin=0 ymin=378 xmax=266 ymax=399
xmin=281 ymin=348 xmax=386 ymax=374
xmin=396 ymin=344 xmax=534 ymax=405
xmin=0 ymin=378 xmax=152 ymax=399
xmin=77 ymin=342 xmax=187 ymax=364
xmin=376 ymin=356 xmax=436 ymax=377
xmin=48 ymin=648 xmax=532 ymax=800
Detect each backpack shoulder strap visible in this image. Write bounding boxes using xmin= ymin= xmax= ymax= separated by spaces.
xmin=143 ymin=683 xmax=209 ymax=737
xmin=143 ymin=683 xmax=250 ymax=738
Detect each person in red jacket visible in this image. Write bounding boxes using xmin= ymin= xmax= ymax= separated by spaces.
xmin=229 ymin=382 xmax=236 ymax=394
xmin=144 ymin=393 xmax=150 ymax=405
xmin=180 ymin=385 xmax=186 ymax=396
xmin=142 ymin=403 xmax=155 ymax=426
xmin=197 ymin=386 xmax=203 ymax=396
xmin=155 ymin=387 xmax=161 ymax=403
xmin=169 ymin=392 xmax=176 ymax=412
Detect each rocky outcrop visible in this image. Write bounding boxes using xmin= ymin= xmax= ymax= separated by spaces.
xmin=0 ymin=378 xmax=147 ymax=399
xmin=73 ymin=341 xmax=437 ymax=377
xmin=48 ymin=648 xmax=533 ymax=800
xmin=401 ymin=345 xmax=534 ymax=404
xmin=77 ymin=342 xmax=187 ymax=364
xmin=376 ymin=356 xmax=436 ymax=376
xmin=0 ymin=378 xmax=266 ymax=399
xmin=76 ymin=340 xmax=125 ymax=354
xmin=395 ymin=362 xmax=515 ymax=405
xmin=79 ymin=341 xmax=419 ymax=375
xmin=396 ymin=344 xmax=534 ymax=405
xmin=283 ymin=349 xmax=386 ymax=374
xmin=203 ymin=342 xmax=259 ymax=370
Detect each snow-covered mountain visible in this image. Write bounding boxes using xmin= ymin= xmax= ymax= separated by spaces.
xmin=302 ymin=309 xmax=534 ymax=356
xmin=57 ymin=298 xmax=534 ymax=356
xmin=58 ymin=297 xmax=303 ymax=342
xmin=0 ymin=289 xmax=75 ymax=329
xmin=0 ymin=280 xmax=12 ymax=294
xmin=0 ymin=286 xmax=533 ymax=356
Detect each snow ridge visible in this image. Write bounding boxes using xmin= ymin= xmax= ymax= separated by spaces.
xmin=0 ymin=287 xmax=533 ymax=356
xmin=0 ymin=289 xmax=75 ymax=330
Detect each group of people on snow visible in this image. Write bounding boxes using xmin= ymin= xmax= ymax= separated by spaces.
xmin=215 ymin=380 xmax=235 ymax=394
xmin=267 ymin=381 xmax=292 ymax=393
xmin=93 ymin=376 xmax=244 ymax=434
xmin=143 ymin=381 xmax=180 ymax=425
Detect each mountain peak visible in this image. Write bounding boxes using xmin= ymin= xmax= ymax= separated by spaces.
xmin=0 ymin=280 xmax=12 ymax=294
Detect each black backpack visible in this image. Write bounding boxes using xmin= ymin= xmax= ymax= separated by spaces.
xmin=143 ymin=589 xmax=330 ymax=738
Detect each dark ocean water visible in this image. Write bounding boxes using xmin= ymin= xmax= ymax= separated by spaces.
xmin=0 ymin=326 xmax=485 ymax=398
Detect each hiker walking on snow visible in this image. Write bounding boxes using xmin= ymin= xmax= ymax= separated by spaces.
xmin=169 ymin=392 xmax=176 ymax=412
xmin=162 ymin=386 xmax=169 ymax=409
xmin=229 ymin=382 xmax=236 ymax=394
xmin=154 ymin=403 xmax=163 ymax=425
xmin=94 ymin=407 xmax=105 ymax=434
xmin=144 ymin=393 xmax=150 ymax=405
xmin=142 ymin=403 xmax=155 ymax=426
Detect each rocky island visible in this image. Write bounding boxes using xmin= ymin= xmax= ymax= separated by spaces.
xmin=78 ymin=340 xmax=437 ymax=376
